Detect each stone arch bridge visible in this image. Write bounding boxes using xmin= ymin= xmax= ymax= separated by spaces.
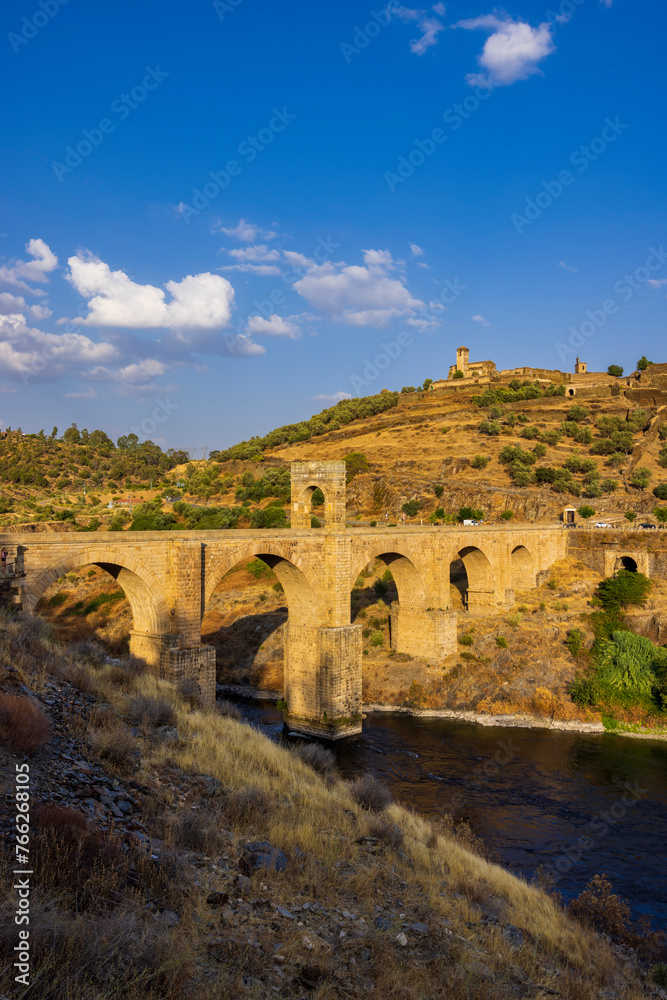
xmin=1 ymin=462 xmax=567 ymax=738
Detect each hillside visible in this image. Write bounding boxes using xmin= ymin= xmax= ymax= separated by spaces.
xmin=1 ymin=612 xmax=664 ymax=999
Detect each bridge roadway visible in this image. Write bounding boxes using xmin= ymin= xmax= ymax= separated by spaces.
xmin=0 ymin=462 xmax=567 ymax=738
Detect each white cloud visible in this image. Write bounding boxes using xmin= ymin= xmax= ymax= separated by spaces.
xmin=0 ymin=312 xmax=116 ymax=380
xmin=227 ymin=244 xmax=281 ymax=263
xmin=600 ymin=0 xmax=612 ymax=6
xmin=66 ymin=387 xmax=99 ymax=399
xmin=216 ymin=219 xmax=276 ymax=242
xmin=245 ymin=313 xmax=302 ymax=339
xmin=456 ymin=15 xmax=554 ymax=87
xmin=311 ymin=391 xmax=352 ymax=403
xmin=283 ymin=250 xmax=312 ymax=269
xmin=294 ymin=250 xmax=423 ymax=328
xmin=396 ymin=5 xmax=446 ymax=55
xmin=558 ymin=261 xmax=578 ymax=273
xmin=0 ymin=292 xmax=51 ymax=320
xmin=220 ymin=263 xmax=282 ymax=276
xmin=0 ymin=239 xmax=58 ymax=295
xmin=647 ymin=278 xmax=667 ymax=288
xmin=66 ymin=252 xmax=235 ymax=330
xmin=472 ymin=314 xmax=490 ymax=326
xmin=85 ymin=359 xmax=168 ymax=383
xmin=409 ymin=243 xmax=424 ymax=257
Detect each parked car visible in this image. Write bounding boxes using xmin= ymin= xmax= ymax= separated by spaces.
xmin=639 ymin=523 xmax=657 ymax=529
xmin=595 ymin=522 xmax=612 ymax=528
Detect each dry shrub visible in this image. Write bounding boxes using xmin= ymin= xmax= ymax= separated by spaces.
xmin=128 ymin=694 xmax=176 ymax=728
xmin=431 ymin=813 xmax=499 ymax=864
xmin=177 ymin=678 xmax=204 ymax=708
xmin=367 ymin=817 xmax=404 ymax=849
xmin=349 ymin=773 xmax=392 ymax=811
xmin=70 ymin=640 xmax=107 ymax=667
xmin=225 ymin=786 xmax=269 ymax=828
xmin=216 ymin=698 xmax=242 ymax=721
xmin=31 ymin=805 xmax=186 ymax=917
xmin=59 ymin=662 xmax=101 ymax=695
xmin=107 ymin=656 xmax=147 ymax=691
xmin=166 ymin=806 xmax=231 ymax=854
xmin=88 ymin=722 xmax=137 ymax=770
xmin=292 ymin=740 xmax=336 ymax=775
xmin=569 ymin=874 xmax=666 ymax=962
xmin=0 ymin=694 xmax=50 ymax=753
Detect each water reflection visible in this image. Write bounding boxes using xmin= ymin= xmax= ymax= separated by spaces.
xmin=233 ymin=699 xmax=667 ymax=927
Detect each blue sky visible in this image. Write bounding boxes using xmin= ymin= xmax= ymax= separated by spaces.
xmin=1 ymin=0 xmax=664 ymax=452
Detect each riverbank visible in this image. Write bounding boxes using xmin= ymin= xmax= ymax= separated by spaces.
xmin=218 ymin=684 xmax=667 ymax=741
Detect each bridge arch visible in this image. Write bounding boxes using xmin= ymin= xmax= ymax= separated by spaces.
xmin=616 ymin=555 xmax=638 ymax=573
xmin=456 ymin=545 xmax=495 ymax=610
xmin=350 ymin=549 xmax=427 ymax=607
xmin=27 ymin=547 xmax=170 ymax=638
xmin=511 ymin=544 xmax=535 ymax=589
xmin=204 ymin=543 xmax=321 ymax=626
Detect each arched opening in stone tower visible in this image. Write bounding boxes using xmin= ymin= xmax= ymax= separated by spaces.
xmin=453 ymin=546 xmax=494 ymax=611
xmin=616 ymin=556 xmax=638 ymax=573
xmin=201 ymin=551 xmax=318 ymax=696
xmin=34 ymin=559 xmax=158 ymax=658
xmin=298 ymin=485 xmax=326 ymax=528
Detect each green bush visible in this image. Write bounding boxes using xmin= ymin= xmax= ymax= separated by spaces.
xmin=629 ymin=466 xmax=652 ymax=490
xmin=401 ymin=500 xmax=422 ymax=517
xmin=458 ymin=634 xmax=473 ymax=646
xmin=478 ymin=420 xmax=501 ymax=436
xmin=434 ymin=485 xmax=444 ymax=498
xmin=500 ymin=510 xmax=514 ymax=520
xmin=344 ymin=452 xmax=369 ymax=482
xmin=496 ymin=636 xmax=508 ymax=648
xmin=369 ymin=631 xmax=384 ymax=647
xmin=369 ymin=520 xmax=377 ymax=527
xmin=653 ymin=483 xmax=667 ymax=500
xmin=567 ymin=405 xmax=589 ymax=422
xmin=566 ymin=629 xmax=585 ymax=657
xmin=373 ymin=579 xmax=388 ymax=597
xmin=471 ymin=455 xmax=490 ymax=469
xmin=595 ymin=571 xmax=652 ymax=611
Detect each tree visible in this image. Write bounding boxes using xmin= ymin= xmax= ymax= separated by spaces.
xmin=653 ymin=483 xmax=667 ymax=500
xmin=629 ymin=466 xmax=652 ymax=490
xmin=344 ymin=452 xmax=368 ymax=482
xmin=401 ymin=499 xmax=422 ymax=517
xmin=422 ymin=378 xmax=433 ymax=391
xmin=607 ymin=365 xmax=624 ymax=378
xmin=434 ymin=484 xmax=444 ymax=498
xmin=62 ymin=423 xmax=80 ymax=444
xmin=653 ymin=506 xmax=667 ymax=526
xmin=51 ymin=426 xmax=58 ymax=439
xmin=595 ymin=571 xmax=653 ymax=611
xmin=501 ymin=510 xmax=514 ymax=520
xmin=624 ymin=511 xmax=637 ymax=523
xmin=577 ymin=505 xmax=596 ymax=521
xmin=453 ymin=370 xmax=464 ymax=379
xmin=471 ymin=454 xmax=490 ymax=470
xmin=567 ymin=405 xmax=589 ymax=422
xmin=458 ymin=505 xmax=484 ymax=522
xmin=637 ymin=356 xmax=650 ymax=371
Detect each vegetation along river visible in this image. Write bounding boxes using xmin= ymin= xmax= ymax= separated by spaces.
xmin=233 ymin=698 xmax=667 ymax=928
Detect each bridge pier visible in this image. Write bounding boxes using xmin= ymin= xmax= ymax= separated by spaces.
xmin=390 ymin=602 xmax=457 ymax=661
xmin=284 ymin=623 xmax=362 ymax=739
xmin=129 ymin=630 xmax=216 ymax=703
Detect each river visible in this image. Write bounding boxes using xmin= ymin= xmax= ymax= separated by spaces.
xmin=233 ymin=698 xmax=667 ymax=928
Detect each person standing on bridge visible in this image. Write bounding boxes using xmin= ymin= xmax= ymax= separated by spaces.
xmin=1 ymin=548 xmax=7 ymax=574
